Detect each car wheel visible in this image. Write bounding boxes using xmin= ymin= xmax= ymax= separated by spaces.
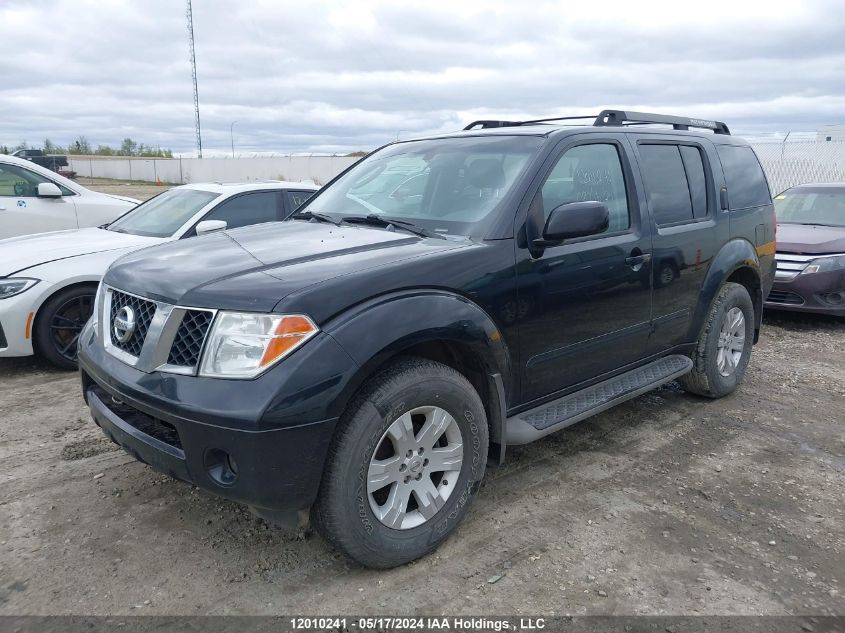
xmin=655 ymin=262 xmax=676 ymax=288
xmin=34 ymin=285 xmax=97 ymax=369
xmin=679 ymin=282 xmax=754 ymax=398
xmin=312 ymin=356 xmax=488 ymax=568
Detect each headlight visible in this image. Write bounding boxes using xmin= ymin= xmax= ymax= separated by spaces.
xmin=801 ymin=255 xmax=845 ymax=275
xmin=0 ymin=278 xmax=39 ymax=299
xmin=91 ymin=282 xmax=104 ymax=333
xmin=199 ymin=312 xmax=318 ymax=379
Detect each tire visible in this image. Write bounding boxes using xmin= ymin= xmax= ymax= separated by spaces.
xmin=34 ymin=285 xmax=97 ymax=369
xmin=312 ymin=356 xmax=488 ymax=568
xmin=679 ymin=282 xmax=754 ymax=398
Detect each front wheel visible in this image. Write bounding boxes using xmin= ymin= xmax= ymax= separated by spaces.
xmin=34 ymin=285 xmax=97 ymax=369
xmin=679 ymin=282 xmax=754 ymax=398
xmin=312 ymin=357 xmax=488 ymax=568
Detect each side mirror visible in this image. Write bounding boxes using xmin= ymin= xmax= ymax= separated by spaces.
xmin=535 ymin=201 xmax=610 ymax=247
xmin=37 ymin=182 xmax=63 ymax=198
xmin=195 ymin=220 xmax=227 ymax=236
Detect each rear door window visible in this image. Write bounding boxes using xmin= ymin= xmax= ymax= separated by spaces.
xmin=679 ymin=146 xmax=708 ymax=219
xmin=201 ymin=191 xmax=281 ymax=230
xmin=638 ymin=145 xmax=694 ymax=225
xmin=638 ymin=143 xmax=711 ymax=225
xmin=716 ymin=145 xmax=771 ymax=209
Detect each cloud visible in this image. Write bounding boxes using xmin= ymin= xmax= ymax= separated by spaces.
xmin=1 ymin=0 xmax=843 ymax=154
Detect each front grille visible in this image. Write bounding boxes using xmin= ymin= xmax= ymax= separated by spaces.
xmin=167 ymin=309 xmax=214 ymax=367
xmin=92 ymin=385 xmax=182 ymax=450
xmin=0 ymin=320 xmax=6 ymax=348
xmin=774 ymin=253 xmax=815 ymax=281
xmin=109 ymin=290 xmax=156 ymax=357
xmin=767 ymin=290 xmax=805 ymax=305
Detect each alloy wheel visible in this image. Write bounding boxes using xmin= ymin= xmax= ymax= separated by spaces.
xmin=49 ymin=294 xmax=95 ymax=362
xmin=367 ymin=406 xmax=464 ymax=530
xmin=716 ymin=306 xmax=745 ymax=377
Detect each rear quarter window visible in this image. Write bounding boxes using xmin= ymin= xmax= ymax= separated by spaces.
xmin=716 ymin=145 xmax=771 ymax=209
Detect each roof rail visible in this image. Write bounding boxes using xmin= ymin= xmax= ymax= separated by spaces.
xmin=463 ymin=111 xmax=731 ymax=135
xmin=593 ymin=110 xmax=731 ymax=135
xmin=463 ymin=115 xmax=597 ymax=130
xmin=463 ymin=120 xmax=522 ymax=130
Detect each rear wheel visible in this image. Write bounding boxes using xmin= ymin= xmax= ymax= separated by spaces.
xmin=679 ymin=282 xmax=754 ymax=398
xmin=34 ymin=285 xmax=96 ymax=369
xmin=312 ymin=357 xmax=488 ymax=568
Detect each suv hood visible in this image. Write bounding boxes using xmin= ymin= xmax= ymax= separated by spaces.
xmin=104 ymin=221 xmax=468 ymax=312
xmin=776 ymin=223 xmax=845 ymax=255
xmin=0 ymin=227 xmax=162 ymax=277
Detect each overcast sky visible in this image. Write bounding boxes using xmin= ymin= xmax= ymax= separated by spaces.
xmin=2 ymin=0 xmax=844 ymax=155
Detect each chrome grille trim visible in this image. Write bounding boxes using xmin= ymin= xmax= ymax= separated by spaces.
xmin=774 ymin=253 xmax=816 ymax=281
xmin=101 ymin=285 xmax=216 ymax=375
xmin=774 ymin=252 xmax=845 ymax=281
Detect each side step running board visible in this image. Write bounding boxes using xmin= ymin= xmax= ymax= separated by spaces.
xmin=506 ymin=355 xmax=693 ymax=445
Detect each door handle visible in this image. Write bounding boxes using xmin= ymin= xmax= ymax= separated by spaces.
xmin=625 ymin=252 xmax=652 ymax=271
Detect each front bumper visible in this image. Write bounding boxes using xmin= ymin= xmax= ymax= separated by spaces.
xmin=79 ymin=321 xmax=358 ymax=512
xmin=765 ymin=270 xmax=845 ymax=316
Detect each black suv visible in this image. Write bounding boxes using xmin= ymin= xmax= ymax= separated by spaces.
xmin=78 ymin=111 xmax=776 ymax=568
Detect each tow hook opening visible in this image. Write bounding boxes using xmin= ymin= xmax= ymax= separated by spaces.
xmin=204 ymin=448 xmax=238 ymax=486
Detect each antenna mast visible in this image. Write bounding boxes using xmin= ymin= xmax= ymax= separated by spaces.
xmin=186 ymin=0 xmax=203 ymax=157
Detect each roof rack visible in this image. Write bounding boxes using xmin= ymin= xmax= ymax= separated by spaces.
xmin=594 ymin=110 xmax=731 ymax=135
xmin=463 ymin=110 xmax=731 ymax=135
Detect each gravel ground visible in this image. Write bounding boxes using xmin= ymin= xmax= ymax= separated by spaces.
xmin=1 ymin=183 xmax=843 ymax=616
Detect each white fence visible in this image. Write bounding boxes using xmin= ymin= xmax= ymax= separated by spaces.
xmin=70 ymin=139 xmax=845 ymax=194
xmin=69 ymin=155 xmax=359 ymax=186
xmin=752 ymin=139 xmax=845 ymax=195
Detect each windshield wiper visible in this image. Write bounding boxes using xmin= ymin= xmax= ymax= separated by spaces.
xmin=290 ymin=210 xmax=342 ymax=226
xmin=341 ymin=214 xmax=445 ymax=239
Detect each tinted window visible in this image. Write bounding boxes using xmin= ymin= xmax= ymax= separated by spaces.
xmin=540 ymin=143 xmax=630 ymax=233
xmin=679 ymin=145 xmax=708 ymax=219
xmin=202 ymin=191 xmax=280 ymax=230
xmin=284 ymin=190 xmax=314 ymax=213
xmin=639 ymin=145 xmax=693 ymax=225
xmin=716 ymin=145 xmax=770 ymax=209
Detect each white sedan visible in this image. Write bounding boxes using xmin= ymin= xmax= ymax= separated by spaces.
xmin=0 ymin=153 xmax=139 ymax=239
xmin=0 ymin=181 xmax=318 ymax=368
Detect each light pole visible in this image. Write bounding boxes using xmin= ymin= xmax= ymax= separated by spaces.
xmin=230 ymin=120 xmax=238 ymax=158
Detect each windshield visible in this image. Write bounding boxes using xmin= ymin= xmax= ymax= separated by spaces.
xmin=302 ymin=135 xmax=544 ymax=236
xmin=107 ymin=188 xmax=220 ymax=237
xmin=774 ymin=188 xmax=845 ymax=228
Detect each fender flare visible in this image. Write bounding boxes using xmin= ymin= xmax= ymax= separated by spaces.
xmin=323 ymin=289 xmax=512 ymax=442
xmin=691 ymin=238 xmax=763 ymax=338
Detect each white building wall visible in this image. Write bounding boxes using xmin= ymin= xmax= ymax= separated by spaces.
xmin=69 ymin=155 xmax=360 ymax=185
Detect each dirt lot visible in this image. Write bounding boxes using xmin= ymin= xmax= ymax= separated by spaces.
xmin=1 ymin=182 xmax=844 ymax=617
xmin=75 ymin=177 xmax=171 ymax=201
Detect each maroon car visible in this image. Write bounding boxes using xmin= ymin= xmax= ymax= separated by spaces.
xmin=766 ymin=183 xmax=845 ymax=315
